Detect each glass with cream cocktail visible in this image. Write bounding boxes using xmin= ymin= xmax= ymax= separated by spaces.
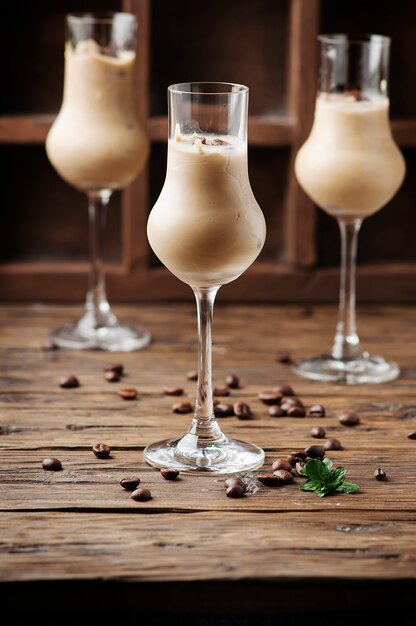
xmin=46 ymin=13 xmax=150 ymax=351
xmin=294 ymin=34 xmax=405 ymax=383
xmin=145 ymin=83 xmax=266 ymax=473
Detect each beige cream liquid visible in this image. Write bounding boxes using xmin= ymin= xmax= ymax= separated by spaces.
xmin=46 ymin=40 xmax=148 ymax=191
xmin=147 ymin=135 xmax=266 ymax=287
xmin=295 ymin=94 xmax=405 ymax=220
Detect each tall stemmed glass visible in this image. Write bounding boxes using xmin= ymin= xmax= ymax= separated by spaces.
xmin=145 ymin=83 xmax=266 ymax=472
xmin=294 ymin=34 xmax=405 ymax=383
xmin=46 ymin=13 xmax=150 ymax=351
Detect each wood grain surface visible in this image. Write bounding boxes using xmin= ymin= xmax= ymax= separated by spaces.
xmin=0 ymin=303 xmax=415 ymax=615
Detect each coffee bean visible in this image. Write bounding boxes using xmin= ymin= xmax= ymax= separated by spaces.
xmin=280 ymin=397 xmax=304 ymax=412
xmin=374 ymin=467 xmax=387 ymax=481
xmin=272 ymin=459 xmax=292 ymax=472
xmin=225 ymin=374 xmax=240 ymax=389
xmin=275 ymin=351 xmax=292 ymax=364
xmin=273 ymin=469 xmax=294 ymax=484
xmin=119 ymin=477 xmax=141 ymax=491
xmin=268 ymin=405 xmax=286 ymax=417
xmin=42 ymin=338 xmax=58 ymax=351
xmin=226 ymin=484 xmax=245 ymax=498
xmin=258 ymin=390 xmax=283 ymax=405
xmin=407 ymin=431 xmax=416 ymax=440
xmin=294 ymin=461 xmax=306 ymax=476
xmin=104 ymin=363 xmax=124 ymax=376
xmin=298 ymin=307 xmax=314 ymax=318
xmin=59 ymin=375 xmax=79 ymax=389
xmin=272 ymin=384 xmax=294 ymax=396
xmin=310 ymin=426 xmax=326 ymax=439
xmin=308 ymin=404 xmax=326 ymax=417
xmin=186 ymin=370 xmax=198 ymax=381
xmin=305 ymin=444 xmax=325 ymax=459
xmin=257 ymin=473 xmax=283 ymax=486
xmin=224 ymin=477 xmax=245 ymax=490
xmin=214 ymin=403 xmax=234 ymax=417
xmin=118 ymin=387 xmax=138 ymax=400
xmin=172 ymin=401 xmax=193 ymax=414
xmin=324 ymin=438 xmax=342 ymax=451
xmin=160 ymin=468 xmax=179 ymax=480
xmin=213 ymin=386 xmax=230 ymax=397
xmin=233 ymin=402 xmax=252 ymax=420
xmin=131 ymin=487 xmax=152 ymax=501
xmin=339 ymin=410 xmax=360 ymax=426
xmin=163 ymin=386 xmax=184 ymax=396
xmin=92 ymin=443 xmax=111 ymax=459
xmin=105 ymin=370 xmax=120 ymax=382
xmin=287 ymin=406 xmax=306 ymax=417
xmin=288 ymin=451 xmax=308 ymax=467
xmin=42 ymin=457 xmax=62 ymax=471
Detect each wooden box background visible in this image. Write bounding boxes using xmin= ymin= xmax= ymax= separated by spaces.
xmin=1 ymin=0 xmax=415 ymax=302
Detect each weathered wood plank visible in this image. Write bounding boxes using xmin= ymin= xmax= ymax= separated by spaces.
xmin=0 ymin=511 xmax=415 ymax=582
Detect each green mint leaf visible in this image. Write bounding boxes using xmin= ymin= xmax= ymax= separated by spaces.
xmin=328 ymin=467 xmax=347 ymax=489
xmin=323 ymin=458 xmax=333 ymax=470
xmin=336 ymin=481 xmax=360 ymax=494
xmin=299 ymin=480 xmax=319 ymax=492
xmin=304 ymin=458 xmax=329 ymax=483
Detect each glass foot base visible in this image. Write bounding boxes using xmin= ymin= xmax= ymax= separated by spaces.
xmin=293 ymin=352 xmax=400 ymax=384
xmin=50 ymin=315 xmax=151 ymax=352
xmin=144 ymin=436 xmax=265 ymax=474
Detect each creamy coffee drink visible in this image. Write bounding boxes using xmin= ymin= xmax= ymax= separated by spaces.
xmin=46 ymin=40 xmax=148 ymax=191
xmin=295 ymin=94 xmax=405 ymax=220
xmin=147 ymin=133 xmax=266 ymax=287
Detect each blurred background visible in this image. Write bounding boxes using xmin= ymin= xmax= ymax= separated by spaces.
xmin=1 ymin=0 xmax=415 ymax=303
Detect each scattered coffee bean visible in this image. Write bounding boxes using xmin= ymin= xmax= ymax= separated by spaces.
xmin=105 ymin=370 xmax=120 ymax=383
xmin=288 ymin=451 xmax=308 ymax=467
xmin=305 ymin=444 xmax=325 ymax=459
xmin=308 ymin=404 xmax=326 ymax=417
xmin=310 ymin=426 xmax=326 ymax=439
xmin=131 ymin=487 xmax=152 ymax=502
xmin=224 ymin=477 xmax=245 ymax=490
xmin=275 ymin=351 xmax=292 ymax=364
xmin=213 ymin=386 xmax=230 ymax=397
xmin=272 ymin=459 xmax=293 ymax=472
xmin=287 ymin=406 xmax=306 ymax=418
xmin=273 ymin=469 xmax=294 ymax=484
xmin=226 ymin=484 xmax=245 ymax=498
xmin=104 ymin=363 xmax=124 ymax=376
xmin=324 ymin=438 xmax=343 ymax=451
xmin=172 ymin=401 xmax=193 ymax=414
xmin=339 ymin=410 xmax=360 ymax=426
xmin=268 ymin=405 xmax=286 ymax=417
xmin=59 ymin=375 xmax=79 ymax=389
xmin=92 ymin=443 xmax=111 ymax=459
xmin=374 ymin=467 xmax=387 ymax=481
xmin=233 ymin=402 xmax=253 ymax=420
xmin=186 ymin=370 xmax=198 ymax=381
xmin=42 ymin=458 xmax=62 ymax=471
xmin=163 ymin=386 xmax=184 ymax=396
xmin=160 ymin=468 xmax=179 ymax=480
xmin=225 ymin=374 xmax=240 ymax=389
xmin=273 ymin=384 xmax=295 ymax=396
xmin=258 ymin=390 xmax=283 ymax=405
xmin=257 ymin=473 xmax=283 ymax=486
xmin=42 ymin=338 xmax=58 ymax=351
xmin=281 ymin=396 xmax=304 ymax=410
xmin=118 ymin=387 xmax=138 ymax=400
xmin=295 ymin=461 xmax=306 ymax=476
xmin=407 ymin=431 xmax=416 ymax=440
xmin=119 ymin=477 xmax=141 ymax=491
xmin=214 ymin=403 xmax=234 ymax=417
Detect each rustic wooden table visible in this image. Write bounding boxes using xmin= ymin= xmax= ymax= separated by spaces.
xmin=0 ymin=303 xmax=415 ymax=623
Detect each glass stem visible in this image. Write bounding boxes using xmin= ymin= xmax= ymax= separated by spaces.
xmin=331 ymin=218 xmax=363 ymax=360
xmin=187 ymin=286 xmax=226 ymax=444
xmin=85 ymin=190 xmax=115 ymax=328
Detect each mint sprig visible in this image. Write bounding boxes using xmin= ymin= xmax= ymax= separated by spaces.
xmin=299 ymin=457 xmax=360 ymax=498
